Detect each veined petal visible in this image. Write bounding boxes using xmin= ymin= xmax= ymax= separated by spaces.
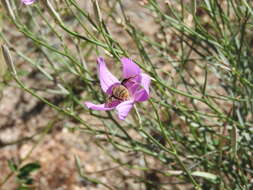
xmin=97 ymin=57 xmax=120 ymax=94
xmin=127 ymin=83 xmax=140 ymax=97
xmin=140 ymin=73 xmax=151 ymax=94
xmin=121 ymin=58 xmax=141 ymax=83
xmin=116 ymin=100 xmax=134 ymax=120
xmin=85 ymin=102 xmax=115 ymax=111
xmin=134 ymin=73 xmax=151 ymax=102
xmin=105 ymin=98 xmax=122 ymax=108
xmin=22 ymin=0 xmax=36 ymax=5
xmin=134 ymin=89 xmax=148 ymax=102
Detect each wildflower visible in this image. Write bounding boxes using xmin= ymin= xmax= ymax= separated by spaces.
xmin=22 ymin=0 xmax=36 ymax=5
xmin=85 ymin=57 xmax=151 ymax=120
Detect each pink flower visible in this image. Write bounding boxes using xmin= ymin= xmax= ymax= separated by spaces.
xmin=85 ymin=57 xmax=151 ymax=120
xmin=22 ymin=0 xmax=36 ymax=5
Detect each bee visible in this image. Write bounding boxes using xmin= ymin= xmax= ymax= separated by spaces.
xmin=105 ymin=85 xmax=130 ymax=107
xmin=106 ymin=76 xmax=137 ymax=107
xmin=112 ymin=84 xmax=130 ymax=101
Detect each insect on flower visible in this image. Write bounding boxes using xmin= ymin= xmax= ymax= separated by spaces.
xmin=106 ymin=75 xmax=138 ymax=106
xmin=107 ymin=84 xmax=130 ymax=104
xmin=85 ymin=57 xmax=151 ymax=120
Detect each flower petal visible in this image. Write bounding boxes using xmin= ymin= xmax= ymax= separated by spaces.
xmin=97 ymin=57 xmax=120 ymax=94
xmin=140 ymin=73 xmax=151 ymax=94
xmin=115 ymin=100 xmax=134 ymax=120
xmin=85 ymin=102 xmax=115 ymax=111
xmin=127 ymin=83 xmax=140 ymax=97
xmin=105 ymin=98 xmax=122 ymax=108
xmin=22 ymin=0 xmax=36 ymax=5
xmin=134 ymin=73 xmax=151 ymax=102
xmin=134 ymin=89 xmax=148 ymax=102
xmin=121 ymin=58 xmax=141 ymax=83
